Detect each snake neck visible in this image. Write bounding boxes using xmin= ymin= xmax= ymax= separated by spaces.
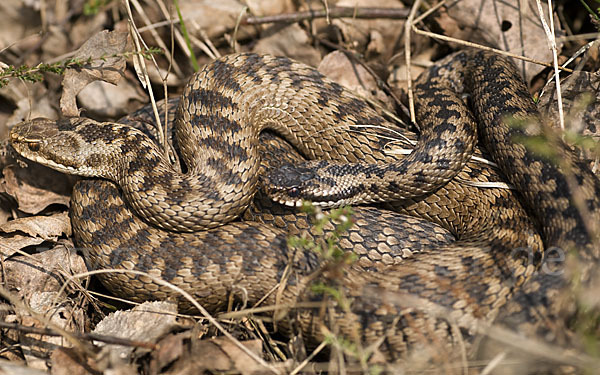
xmin=112 ymin=124 xmax=262 ymax=232
xmin=263 ymin=59 xmax=480 ymax=207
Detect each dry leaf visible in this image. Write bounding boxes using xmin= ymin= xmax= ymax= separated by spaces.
xmin=440 ymin=0 xmax=564 ymax=82
xmin=149 ymin=331 xmax=185 ymax=373
xmin=181 ymin=338 xmax=264 ymax=375
xmin=77 ymin=78 xmax=146 ymax=119
xmin=2 ymin=164 xmax=73 ymax=215
xmin=19 ymin=295 xmax=83 ymax=371
xmin=60 ymin=30 xmax=130 ymax=117
xmin=0 ymin=0 xmax=40 ymax=52
xmin=2 ymin=243 xmax=86 ymax=300
xmin=319 ymin=50 xmax=393 ymax=109
xmin=0 ymin=211 xmax=71 ymax=240
xmin=6 ymin=95 xmax=59 ymax=127
xmin=92 ymin=301 xmax=178 ymax=366
xmin=252 ymin=23 xmax=321 ymax=67
xmin=50 ymin=347 xmax=99 ymax=375
xmin=245 ymin=0 xmax=293 ymax=16
xmin=178 ymin=0 xmax=249 ymax=39
xmin=332 ymin=0 xmax=406 ymax=56
xmin=0 ymin=233 xmax=44 ymax=258
xmin=0 ymin=359 xmax=48 ymax=375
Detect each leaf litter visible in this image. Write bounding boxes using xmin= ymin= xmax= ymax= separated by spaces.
xmin=0 ymin=0 xmax=598 ymax=374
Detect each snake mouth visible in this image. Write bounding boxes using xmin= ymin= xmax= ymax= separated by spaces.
xmin=262 ymin=161 xmax=354 ymax=208
xmin=265 ymin=184 xmax=353 ymax=208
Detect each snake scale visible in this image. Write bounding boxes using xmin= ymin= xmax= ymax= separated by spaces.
xmin=9 ymin=49 xmax=600 ymax=364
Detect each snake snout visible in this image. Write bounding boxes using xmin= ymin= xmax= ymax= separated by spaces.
xmin=263 ymin=161 xmax=357 ymax=208
xmin=262 ymin=163 xmax=318 ymax=204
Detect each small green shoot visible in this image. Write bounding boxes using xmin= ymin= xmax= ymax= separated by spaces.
xmin=287 ymin=202 xmax=356 ymax=307
xmin=83 ymin=0 xmax=113 ymax=15
xmin=0 ymin=48 xmax=163 ymax=88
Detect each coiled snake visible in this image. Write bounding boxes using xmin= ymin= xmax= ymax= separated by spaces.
xmin=9 ymin=50 xmax=600 ymax=361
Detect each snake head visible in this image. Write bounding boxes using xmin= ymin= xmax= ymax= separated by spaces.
xmin=263 ymin=160 xmax=361 ymax=208
xmin=10 ymin=118 xmax=123 ymax=178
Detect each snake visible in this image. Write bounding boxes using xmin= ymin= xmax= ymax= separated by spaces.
xmin=9 ymin=49 xmax=600 ymax=364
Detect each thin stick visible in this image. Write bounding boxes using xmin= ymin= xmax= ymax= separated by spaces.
xmin=123 ymin=0 xmax=165 ymax=157
xmin=0 ymin=321 xmax=156 ymax=349
xmin=129 ymin=0 xmax=183 ymax=77
xmin=411 ymin=27 xmax=574 ymax=73
xmin=241 ymin=6 xmax=409 ymax=25
xmin=536 ymin=0 xmax=565 ymax=130
xmin=405 ymin=0 xmax=423 ymax=125
xmin=289 ymin=341 xmax=328 ymax=375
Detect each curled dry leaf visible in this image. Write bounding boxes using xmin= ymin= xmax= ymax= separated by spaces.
xmin=0 ymin=212 xmax=71 ymax=258
xmin=0 ymin=211 xmax=71 ymax=240
xmin=2 ymin=164 xmax=73 ymax=215
xmin=92 ymin=301 xmax=178 ymax=367
xmin=188 ymin=338 xmax=264 ymax=375
xmin=60 ymin=30 xmax=130 ymax=117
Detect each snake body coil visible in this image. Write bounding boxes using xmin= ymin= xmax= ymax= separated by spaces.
xmin=9 ymin=50 xmax=600 ymax=362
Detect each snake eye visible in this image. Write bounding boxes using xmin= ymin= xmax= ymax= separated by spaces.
xmin=288 ymin=187 xmax=300 ymax=198
xmin=27 ymin=142 xmax=40 ymax=152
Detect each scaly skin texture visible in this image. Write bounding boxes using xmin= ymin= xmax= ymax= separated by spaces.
xmin=10 ymin=50 xmax=598 ymax=365
xmin=11 ymin=53 xmax=478 ymax=231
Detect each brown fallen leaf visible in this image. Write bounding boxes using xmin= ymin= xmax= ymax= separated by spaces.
xmin=0 ymin=211 xmax=71 ymax=240
xmin=92 ymin=301 xmax=178 ymax=370
xmin=0 ymin=358 xmax=48 ymax=375
xmin=0 ymin=213 xmax=72 ymax=258
xmin=252 ymin=23 xmax=321 ymax=67
xmin=439 ymin=0 xmax=564 ymax=82
xmin=331 ymin=0 xmax=406 ymax=57
xmin=178 ymin=0 xmax=255 ymax=40
xmin=60 ymin=30 xmax=130 ymax=117
xmin=5 ymin=242 xmax=88 ymax=372
xmin=2 ymin=242 xmax=86 ymax=301
xmin=189 ymin=337 xmax=265 ymax=375
xmin=148 ymin=330 xmax=186 ymax=374
xmin=77 ymin=78 xmax=147 ymax=120
xmin=318 ymin=50 xmax=393 ymax=109
xmin=18 ymin=299 xmax=83 ymax=371
xmin=2 ymin=164 xmax=73 ymax=215
xmin=4 ymin=86 xmax=59 ymax=128
xmin=50 ymin=347 xmax=100 ymax=375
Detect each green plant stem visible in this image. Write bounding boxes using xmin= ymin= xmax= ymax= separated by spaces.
xmin=173 ymin=0 xmax=199 ymax=71
xmin=580 ymin=0 xmax=600 ymax=21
